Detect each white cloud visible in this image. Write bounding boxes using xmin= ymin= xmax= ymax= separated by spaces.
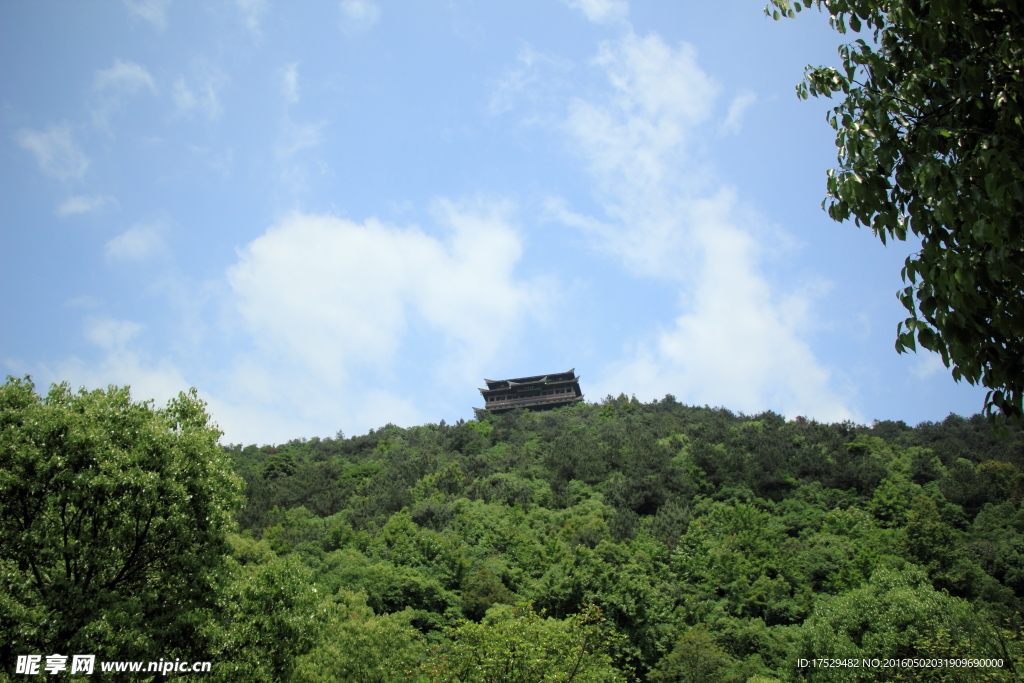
xmin=84 ymin=317 xmax=144 ymax=351
xmin=95 ymin=59 xmax=157 ymax=94
xmin=490 ymin=47 xmax=537 ymax=115
xmin=30 ymin=317 xmax=189 ymax=413
xmin=123 ymin=0 xmax=171 ymax=30
xmin=597 ymin=191 xmax=854 ymax=421
xmin=192 ymin=198 xmax=550 ymax=442
xmin=207 ymin=380 xmax=424 ymax=445
xmin=279 ymin=63 xmax=299 ymax=104
xmin=105 ymin=224 xmax=166 ymax=262
xmin=14 ymin=125 xmax=90 ymax=180
xmin=721 ymin=90 xmax=757 ymax=135
xmin=555 ymin=32 xmax=855 ymax=421
xmin=172 ymin=77 xmax=196 ymax=112
xmin=559 ymin=33 xmax=719 ymax=279
xmin=236 ymin=0 xmax=268 ymax=37
xmin=172 ymin=63 xmax=226 ymax=121
xmin=277 ymin=117 xmax=325 ymax=156
xmin=46 ymin=353 xmax=191 ymax=409
xmin=92 ymin=59 xmax=157 ymax=128
xmin=64 ymin=294 xmax=103 ymax=309
xmin=340 ymin=0 xmax=380 ymax=34
xmin=564 ymin=0 xmax=629 ymax=24
xmin=565 ymin=33 xmax=718 ymax=210
xmin=911 ymin=351 xmax=947 ymax=380
xmin=39 ymin=351 xmax=192 ymax=414
xmin=227 ymin=200 xmax=545 ymax=387
xmin=488 ymin=45 xmax=573 ymax=116
xmin=57 ymin=195 xmax=117 ymax=216
xmin=23 ymin=198 xmax=548 ymax=442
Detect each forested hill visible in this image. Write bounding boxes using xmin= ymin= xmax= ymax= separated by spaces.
xmin=225 ymin=395 xmax=1024 ymax=682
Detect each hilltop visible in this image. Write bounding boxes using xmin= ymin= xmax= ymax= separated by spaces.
xmin=224 ymin=394 xmax=1024 ymax=681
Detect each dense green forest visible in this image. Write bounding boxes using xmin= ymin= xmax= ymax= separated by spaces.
xmin=3 ymin=379 xmax=1023 ymax=682
xmin=223 ymin=394 xmax=1024 ymax=682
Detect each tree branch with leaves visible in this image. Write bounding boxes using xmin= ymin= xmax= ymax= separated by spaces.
xmin=769 ymin=0 xmax=1024 ymax=425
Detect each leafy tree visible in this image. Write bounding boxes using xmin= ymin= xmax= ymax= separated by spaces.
xmin=768 ymin=0 xmax=1024 ymax=422
xmin=647 ymin=626 xmax=732 ymax=683
xmin=794 ymin=565 xmax=1014 ymax=681
xmin=0 ymin=378 xmax=241 ymax=664
xmin=324 ymin=557 xmax=461 ymax=629
xmin=674 ymin=501 xmax=807 ymax=626
xmin=908 ymin=447 xmax=945 ymax=486
xmin=970 ymin=501 xmax=1024 ymax=598
xmin=420 ymin=603 xmax=623 ymax=683
xmin=207 ymin=554 xmax=327 ymax=683
xmin=867 ymin=476 xmax=921 ymax=528
xmin=530 ymin=536 xmax=675 ymax=675
xmin=262 ymin=449 xmax=297 ymax=479
xmin=461 ymin=563 xmax=516 ymax=621
xmin=291 ymin=592 xmax=423 ymax=683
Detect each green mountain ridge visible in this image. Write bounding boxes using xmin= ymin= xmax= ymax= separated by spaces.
xmin=223 ymin=394 xmax=1024 ymax=682
xmin=3 ymin=379 xmax=1021 ymax=682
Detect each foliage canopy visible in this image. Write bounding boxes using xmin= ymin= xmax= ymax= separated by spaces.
xmin=0 ymin=377 xmax=241 ymax=665
xmin=226 ymin=395 xmax=1024 ymax=681
xmin=768 ymin=0 xmax=1024 ymax=423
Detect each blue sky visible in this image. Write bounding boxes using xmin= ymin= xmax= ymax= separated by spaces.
xmin=1 ymin=0 xmax=987 ymax=444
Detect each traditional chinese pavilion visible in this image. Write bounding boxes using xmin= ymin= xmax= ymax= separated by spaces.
xmin=478 ymin=369 xmax=584 ymax=413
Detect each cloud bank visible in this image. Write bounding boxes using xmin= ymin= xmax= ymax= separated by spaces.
xmin=555 ymin=32 xmax=854 ymax=421
xmin=204 ymin=198 xmax=546 ymax=441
